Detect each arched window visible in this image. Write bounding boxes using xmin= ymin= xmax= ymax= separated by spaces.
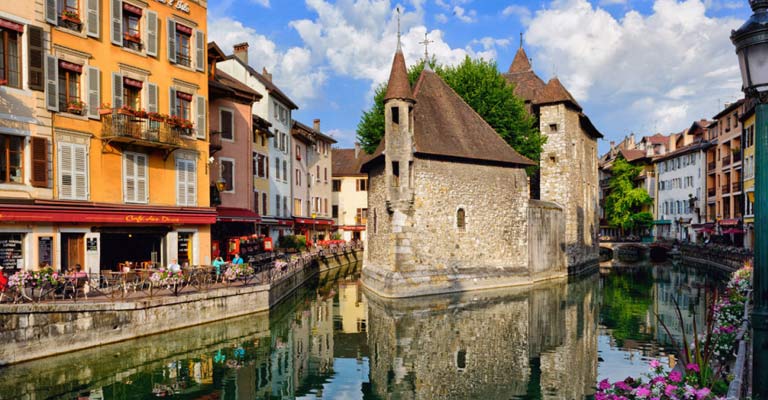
xmin=457 ymin=208 xmax=466 ymax=231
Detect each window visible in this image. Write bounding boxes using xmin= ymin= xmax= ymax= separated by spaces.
xmin=220 ymin=109 xmax=234 ymax=140
xmin=295 ymin=169 xmax=301 ymax=186
xmin=175 ymin=91 xmax=192 ymax=122
xmin=373 ymin=209 xmax=377 ymax=233
xmin=391 ymin=161 xmax=400 ymax=187
xmin=58 ymin=62 xmax=82 ymax=112
xmin=176 ymin=158 xmax=196 ymax=206
xmin=294 ymin=198 xmax=301 ymax=216
xmin=275 ymin=194 xmax=281 ymax=217
xmin=283 ymin=195 xmax=288 ymax=217
xmin=549 ymin=123 xmax=558 ymax=132
xmin=123 ymin=152 xmax=147 ymax=203
xmin=391 ymin=106 xmax=399 ymax=124
xmin=123 ymin=77 xmax=142 ymax=110
xmin=282 ymin=160 xmax=287 ymax=182
xmin=324 ymin=198 xmax=328 ymax=214
xmin=262 ymin=193 xmax=267 ymax=215
xmin=356 ymin=208 xmax=367 ymax=225
xmin=0 ymin=135 xmax=24 ymax=184
xmin=220 ymin=159 xmax=234 ymax=192
xmin=253 ymin=191 xmax=259 ymax=214
xmin=0 ymin=24 xmax=22 ymax=88
xmin=332 ymin=205 xmax=338 ymax=218
xmin=356 ymin=178 xmax=367 ymax=192
xmin=332 ymin=179 xmax=341 ymax=192
xmin=457 ymin=208 xmax=466 ymax=231
xmin=296 ymin=144 xmax=301 ymax=160
xmin=175 ymin=24 xmax=192 ymax=67
xmin=122 ymin=5 xmax=142 ymax=51
xmin=275 ymin=157 xmax=280 ymax=180
xmin=456 ymin=350 xmax=467 ymax=370
xmin=58 ymin=141 xmax=87 ymax=200
xmin=255 ymin=153 xmax=267 ymax=178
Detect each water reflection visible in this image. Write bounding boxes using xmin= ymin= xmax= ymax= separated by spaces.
xmin=0 ymin=261 xmax=726 ymax=399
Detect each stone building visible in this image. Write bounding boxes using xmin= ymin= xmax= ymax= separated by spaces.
xmin=362 ymin=44 xmax=571 ymax=297
xmin=503 ymin=45 xmax=602 ymax=270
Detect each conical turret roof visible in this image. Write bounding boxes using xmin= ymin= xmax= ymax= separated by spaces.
xmin=535 ymin=77 xmax=581 ymax=110
xmin=508 ymin=47 xmax=533 ymax=74
xmin=384 ymin=49 xmax=415 ymax=102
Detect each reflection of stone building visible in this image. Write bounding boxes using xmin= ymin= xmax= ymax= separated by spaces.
xmin=365 ymin=276 xmax=597 ymax=399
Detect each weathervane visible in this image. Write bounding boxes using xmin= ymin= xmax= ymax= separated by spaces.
xmin=396 ymin=7 xmax=401 ymax=49
xmin=419 ymin=32 xmax=434 ymax=61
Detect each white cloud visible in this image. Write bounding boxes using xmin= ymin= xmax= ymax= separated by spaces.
xmin=525 ymin=0 xmax=743 ymax=136
xmin=452 ymin=6 xmax=477 ymax=23
xmin=501 ymin=5 xmax=532 ymax=25
xmin=250 ymin=0 xmax=270 ymax=7
xmin=435 ymin=13 xmax=449 ymax=23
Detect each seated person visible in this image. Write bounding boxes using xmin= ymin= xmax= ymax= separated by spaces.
xmin=231 ymin=253 xmax=244 ymax=265
xmin=72 ymin=264 xmax=87 ymax=279
xmin=168 ymin=259 xmax=181 ymax=273
xmin=212 ymin=256 xmax=226 ymax=276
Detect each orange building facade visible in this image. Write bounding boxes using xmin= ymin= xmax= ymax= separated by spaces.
xmin=0 ymin=0 xmax=213 ymax=273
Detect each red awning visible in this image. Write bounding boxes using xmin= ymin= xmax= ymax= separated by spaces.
xmin=719 ymin=219 xmax=740 ymax=226
xmin=176 ymin=23 xmax=193 ymax=35
xmin=59 ymin=60 xmax=83 ymax=73
xmin=341 ymin=225 xmax=366 ymax=231
xmin=123 ymin=77 xmax=143 ymax=88
xmin=294 ymin=218 xmax=334 ymax=226
xmin=0 ymin=18 xmax=24 ymax=33
xmin=216 ymin=207 xmax=260 ymax=223
xmin=176 ymin=91 xmax=193 ymax=101
xmin=0 ymin=203 xmax=216 ymax=224
xmin=123 ymin=3 xmax=143 ymax=15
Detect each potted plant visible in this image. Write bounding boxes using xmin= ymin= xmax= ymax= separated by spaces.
xmin=118 ymin=104 xmax=135 ymax=116
xmin=148 ymin=112 xmax=166 ymax=122
xmin=123 ymin=32 xmax=141 ymax=43
xmin=61 ymin=10 xmax=81 ymax=23
xmin=66 ymin=100 xmax=86 ymax=115
xmin=98 ymin=102 xmax=112 ymax=115
xmin=133 ymin=108 xmax=148 ymax=118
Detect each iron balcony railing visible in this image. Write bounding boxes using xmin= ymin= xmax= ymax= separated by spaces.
xmin=722 ymin=184 xmax=731 ymax=194
xmin=101 ymin=110 xmax=191 ymax=147
xmin=733 ymin=182 xmax=741 ymax=192
xmin=722 ymin=155 xmax=731 ymax=167
xmin=708 ymin=161 xmax=716 ymax=171
xmin=708 ymin=187 xmax=716 ymax=197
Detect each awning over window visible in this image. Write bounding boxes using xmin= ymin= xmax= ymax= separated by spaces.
xmin=59 ymin=60 xmax=83 ymax=73
xmin=0 ymin=18 xmax=24 ymax=33
xmin=216 ymin=207 xmax=261 ymax=223
xmin=294 ymin=218 xmax=334 ymax=226
xmin=719 ymin=218 xmax=740 ymax=226
xmin=0 ymin=203 xmax=215 ymax=224
xmin=176 ymin=23 xmax=193 ymax=35
xmin=123 ymin=3 xmax=143 ymax=16
xmin=123 ymin=77 xmax=143 ymax=88
xmin=176 ymin=91 xmax=193 ymax=101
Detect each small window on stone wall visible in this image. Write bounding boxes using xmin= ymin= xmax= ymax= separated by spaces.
xmin=456 ymin=349 xmax=467 ymax=370
xmin=549 ymin=123 xmax=558 ymax=132
xmin=457 ymin=208 xmax=466 ymax=231
xmin=391 ymin=106 xmax=399 ymax=124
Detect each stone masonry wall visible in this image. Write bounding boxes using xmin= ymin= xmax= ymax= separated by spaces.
xmin=408 ymin=158 xmax=530 ymax=271
xmin=539 ymin=103 xmax=599 ymax=271
xmin=528 ymin=200 xmax=566 ymax=279
xmin=365 ymin=162 xmax=393 ymax=269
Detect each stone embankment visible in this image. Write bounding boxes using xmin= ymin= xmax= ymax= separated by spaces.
xmin=0 ymin=248 xmax=362 ymax=366
xmin=679 ymin=243 xmax=752 ymax=272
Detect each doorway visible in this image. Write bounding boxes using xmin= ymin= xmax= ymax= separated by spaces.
xmin=61 ymin=233 xmax=84 ymax=272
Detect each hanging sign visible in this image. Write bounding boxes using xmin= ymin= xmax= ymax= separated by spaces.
xmin=153 ymin=0 xmax=191 ymax=14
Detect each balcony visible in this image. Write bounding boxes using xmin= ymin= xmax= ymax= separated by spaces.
xmin=708 ymin=161 xmax=716 ymax=172
xmin=722 ymin=184 xmax=730 ymax=194
xmin=733 ymin=182 xmax=741 ymax=193
xmin=732 ymin=150 xmax=742 ymax=163
xmin=708 ymin=187 xmax=716 ymax=197
xmin=100 ymin=110 xmax=191 ymax=158
xmin=722 ymin=155 xmax=731 ymax=167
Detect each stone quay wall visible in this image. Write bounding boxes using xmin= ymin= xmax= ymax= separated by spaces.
xmin=0 ymin=249 xmax=362 ymax=366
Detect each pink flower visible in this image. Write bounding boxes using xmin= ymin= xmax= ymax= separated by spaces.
xmin=635 ymin=386 xmax=652 ymax=398
xmin=665 ymin=384 xmax=678 ymax=397
xmin=615 ymin=381 xmax=632 ymax=391
xmin=598 ymin=379 xmax=612 ymax=390
xmin=686 ymin=363 xmax=700 ymax=373
xmin=696 ymin=388 xmax=711 ymax=399
xmin=650 ymin=359 xmax=661 ymax=369
xmin=669 ymin=370 xmax=683 ymax=383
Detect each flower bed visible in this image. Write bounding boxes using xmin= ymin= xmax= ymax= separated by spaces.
xmin=597 ymin=361 xmax=721 ymax=399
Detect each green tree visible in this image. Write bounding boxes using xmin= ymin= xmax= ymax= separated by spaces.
xmin=604 ymin=156 xmax=654 ymax=235
xmin=356 ymin=57 xmax=545 ymax=166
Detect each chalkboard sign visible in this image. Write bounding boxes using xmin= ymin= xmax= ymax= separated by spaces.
xmin=87 ymin=237 xmax=98 ymax=252
xmin=38 ymin=236 xmax=52 ymax=266
xmin=178 ymin=233 xmax=191 ymax=264
xmin=0 ymin=234 xmax=24 ymax=271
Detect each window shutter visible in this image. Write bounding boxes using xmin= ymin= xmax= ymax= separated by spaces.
xmin=176 ymin=159 xmax=186 ymax=205
xmin=74 ymin=145 xmax=88 ymax=200
xmin=86 ymin=0 xmax=100 ymax=38
xmin=28 ymin=26 xmax=45 ymax=92
xmin=167 ymin=18 xmax=177 ymax=64
xmin=136 ymin=154 xmax=147 ymax=203
xmin=59 ymin=143 xmax=73 ymax=199
xmin=31 ymin=137 xmax=48 ymax=188
xmin=112 ymin=72 xmax=123 ymax=109
xmin=110 ymin=0 xmax=123 ymax=46
xmin=45 ymin=0 xmax=57 ymax=25
xmin=195 ymin=30 xmax=205 ymax=72
xmin=169 ymin=87 xmax=177 ymax=116
xmin=146 ymin=11 xmax=158 ymax=57
xmin=45 ymin=55 xmax=59 ymax=111
xmin=124 ymin=153 xmax=136 ymax=202
xmin=186 ymin=160 xmax=196 ymax=206
xmin=147 ymin=83 xmax=158 ymax=113
xmin=196 ymin=95 xmax=206 ymax=139
xmin=87 ymin=67 xmax=100 ymax=119
xmin=266 ymin=156 xmax=269 ymax=179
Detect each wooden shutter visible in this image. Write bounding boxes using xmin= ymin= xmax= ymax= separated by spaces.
xmin=169 ymin=87 xmax=176 ymax=116
xmin=28 ymin=26 xmax=45 ymax=92
xmin=111 ymin=72 xmax=123 ymax=109
xmin=59 ymin=143 xmax=73 ymax=199
xmin=110 ymin=0 xmax=122 ymax=46
xmin=146 ymin=11 xmax=158 ymax=57
xmin=31 ymin=137 xmax=48 ymax=188
xmin=195 ymin=95 xmax=206 ymax=139
xmin=45 ymin=0 xmax=57 ymax=25
xmin=136 ymin=154 xmax=147 ymax=203
xmin=195 ymin=30 xmax=205 ymax=72
xmin=87 ymin=67 xmax=100 ymax=119
xmin=147 ymin=83 xmax=158 ymax=113
xmin=176 ymin=159 xmax=186 ymax=205
xmin=86 ymin=0 xmax=100 ymax=38
xmin=266 ymin=156 xmax=269 ymax=179
xmin=73 ymin=145 xmax=88 ymax=200
xmin=167 ymin=18 xmax=177 ymax=63
xmin=45 ymin=55 xmax=59 ymax=111
xmin=185 ymin=160 xmax=196 ymax=206
xmin=124 ymin=153 xmax=135 ymax=202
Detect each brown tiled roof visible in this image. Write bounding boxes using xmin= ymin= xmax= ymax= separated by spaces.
xmin=508 ymin=47 xmax=532 ymax=74
xmin=644 ymin=133 xmax=669 ymax=146
xmin=291 ymin=121 xmax=315 ymax=144
xmin=213 ymin=69 xmax=262 ymax=101
xmin=620 ymin=149 xmax=647 ymax=162
xmin=535 ymin=78 xmax=581 ymax=110
xmin=502 ymin=48 xmax=545 ymax=104
xmin=292 ymin=120 xmax=338 ymax=144
xmin=383 ymin=49 xmax=414 ymax=102
xmin=410 ymin=69 xmax=534 ymax=166
xmin=653 ymin=140 xmax=712 ymax=163
xmin=712 ymin=98 xmax=744 ymax=120
xmin=332 ymin=148 xmax=372 ymax=176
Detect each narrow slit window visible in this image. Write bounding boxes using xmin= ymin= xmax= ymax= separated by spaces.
xmin=456 ymin=350 xmax=467 ymax=370
xmin=392 ymin=161 xmax=400 ymax=187
xmin=457 ymin=208 xmax=466 ymax=231
xmin=391 ymin=106 xmax=399 ymax=124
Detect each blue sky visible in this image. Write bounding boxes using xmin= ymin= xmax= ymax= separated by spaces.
xmin=208 ymin=0 xmax=751 ymax=153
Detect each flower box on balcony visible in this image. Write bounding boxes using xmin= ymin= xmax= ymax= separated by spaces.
xmin=62 ymin=11 xmax=81 ymax=23
xmin=66 ymin=100 xmax=86 ymax=115
xmin=123 ymin=33 xmax=142 ymax=43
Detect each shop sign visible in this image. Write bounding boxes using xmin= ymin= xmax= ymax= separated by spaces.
xmin=38 ymin=237 xmax=53 ymax=266
xmin=125 ymin=215 xmax=182 ymax=223
xmin=87 ymin=238 xmax=98 ymax=252
xmin=154 ymin=0 xmax=191 ymax=14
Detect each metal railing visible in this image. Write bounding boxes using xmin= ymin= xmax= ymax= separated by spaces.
xmin=722 ymin=184 xmax=731 ymax=194
xmin=708 ymin=161 xmax=717 ymax=171
xmin=0 ymin=242 xmax=363 ymax=304
xmin=101 ymin=110 xmax=189 ymax=146
xmin=722 ymin=155 xmax=732 ymax=167
xmin=733 ymin=182 xmax=741 ymax=193
xmin=708 ymin=188 xmax=717 ymax=197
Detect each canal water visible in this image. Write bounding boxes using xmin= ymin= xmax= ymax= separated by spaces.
xmin=0 ymin=261 xmax=727 ymax=399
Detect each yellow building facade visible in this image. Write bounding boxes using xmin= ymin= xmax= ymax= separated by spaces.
xmin=0 ymin=0 xmax=213 ymax=273
xmin=742 ymin=111 xmax=755 ymax=249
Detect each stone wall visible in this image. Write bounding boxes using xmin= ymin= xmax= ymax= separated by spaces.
xmin=528 ymin=200 xmax=566 ymax=279
xmin=365 ymin=162 xmax=392 ymax=268
xmin=539 ymin=103 xmax=600 ymax=271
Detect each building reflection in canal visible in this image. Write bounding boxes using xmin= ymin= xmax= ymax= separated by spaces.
xmin=0 ymin=262 xmax=727 ymax=399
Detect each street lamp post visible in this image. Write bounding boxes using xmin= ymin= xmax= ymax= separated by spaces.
xmin=732 ymin=0 xmax=768 ymax=394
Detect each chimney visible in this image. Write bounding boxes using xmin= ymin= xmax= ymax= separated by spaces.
xmin=354 ymin=142 xmax=361 ymax=159
xmin=262 ymin=67 xmax=272 ymax=82
xmin=313 ymin=119 xmax=320 ymax=132
xmin=233 ymin=42 xmax=249 ymax=64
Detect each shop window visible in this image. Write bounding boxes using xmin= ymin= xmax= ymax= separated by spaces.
xmin=178 ymin=232 xmax=192 ymax=266
xmin=332 ymin=179 xmax=341 ymax=192
xmin=0 ymin=24 xmax=22 ymax=88
xmin=175 ymin=24 xmax=192 ymax=67
xmin=58 ymin=61 xmax=82 ymax=113
xmin=220 ymin=159 xmax=234 ymax=192
xmin=122 ymin=4 xmax=142 ymax=51
xmin=0 ymin=135 xmax=23 ymax=184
